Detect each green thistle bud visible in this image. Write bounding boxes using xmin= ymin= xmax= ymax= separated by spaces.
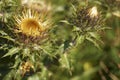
xmin=71 ymin=6 xmax=102 ymax=32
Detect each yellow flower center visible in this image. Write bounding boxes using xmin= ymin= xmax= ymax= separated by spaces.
xmin=20 ymin=18 xmax=41 ymax=36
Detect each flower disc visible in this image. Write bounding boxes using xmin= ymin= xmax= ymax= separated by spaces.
xmin=14 ymin=9 xmax=49 ymax=37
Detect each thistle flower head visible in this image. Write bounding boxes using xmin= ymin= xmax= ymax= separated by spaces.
xmin=14 ymin=9 xmax=50 ymax=37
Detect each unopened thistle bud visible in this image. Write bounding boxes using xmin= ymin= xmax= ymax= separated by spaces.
xmin=70 ymin=6 xmax=101 ymax=31
xmin=88 ymin=6 xmax=98 ymax=18
xmin=19 ymin=61 xmax=34 ymax=76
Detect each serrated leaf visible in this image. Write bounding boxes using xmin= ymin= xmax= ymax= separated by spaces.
xmin=22 ymin=48 xmax=30 ymax=58
xmin=73 ymin=26 xmax=81 ymax=31
xmin=39 ymin=46 xmax=52 ymax=56
xmin=0 ymin=44 xmax=8 ymax=50
xmin=55 ymin=44 xmax=64 ymax=55
xmin=76 ymin=35 xmax=85 ymax=45
xmin=0 ymin=36 xmax=15 ymax=42
xmin=0 ymin=30 xmax=8 ymax=36
xmin=88 ymin=32 xmax=100 ymax=39
xmin=11 ymin=56 xmax=21 ymax=68
xmin=86 ymin=37 xmax=101 ymax=50
xmin=97 ymin=27 xmax=111 ymax=31
xmin=88 ymin=32 xmax=103 ymax=43
xmin=3 ymin=47 xmax=21 ymax=58
xmin=59 ymin=54 xmax=70 ymax=69
xmin=60 ymin=20 xmax=70 ymax=24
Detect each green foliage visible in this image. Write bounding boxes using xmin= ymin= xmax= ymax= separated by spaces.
xmin=0 ymin=0 xmax=120 ymax=80
xmin=2 ymin=47 xmax=21 ymax=57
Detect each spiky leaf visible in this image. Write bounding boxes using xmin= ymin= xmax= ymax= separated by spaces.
xmin=3 ymin=47 xmax=21 ymax=57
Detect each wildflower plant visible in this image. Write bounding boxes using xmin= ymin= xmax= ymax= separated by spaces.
xmin=0 ymin=0 xmax=55 ymax=80
xmin=66 ymin=5 xmax=106 ymax=49
xmin=57 ymin=4 xmax=108 ymax=79
xmin=0 ymin=0 xmax=118 ymax=80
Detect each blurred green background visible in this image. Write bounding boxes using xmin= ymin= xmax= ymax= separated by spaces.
xmin=0 ymin=0 xmax=120 ymax=80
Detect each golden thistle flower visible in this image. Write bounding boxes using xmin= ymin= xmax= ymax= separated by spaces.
xmin=14 ymin=9 xmax=50 ymax=37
